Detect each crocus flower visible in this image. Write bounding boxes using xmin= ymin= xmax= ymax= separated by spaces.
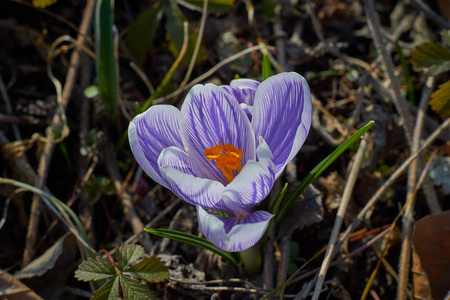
xmin=129 ymin=72 xmax=312 ymax=252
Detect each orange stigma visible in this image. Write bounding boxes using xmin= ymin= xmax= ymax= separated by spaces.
xmin=204 ymin=142 xmax=243 ymax=182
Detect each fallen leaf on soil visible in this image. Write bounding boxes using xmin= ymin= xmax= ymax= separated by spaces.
xmin=278 ymin=184 xmax=324 ymax=238
xmin=412 ymin=244 xmax=433 ymax=300
xmin=14 ymin=232 xmax=70 ymax=279
xmin=412 ymin=211 xmax=450 ymax=300
xmin=0 ymin=270 xmax=43 ymax=300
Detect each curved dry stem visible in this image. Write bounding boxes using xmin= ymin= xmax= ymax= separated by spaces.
xmin=153 ymin=45 xmax=267 ymax=105
xmin=180 ymin=0 xmax=208 ymax=89
xmin=334 ymin=118 xmax=449 ymax=258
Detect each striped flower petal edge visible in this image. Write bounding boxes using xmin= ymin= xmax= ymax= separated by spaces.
xmin=129 ymin=72 xmax=312 ymax=252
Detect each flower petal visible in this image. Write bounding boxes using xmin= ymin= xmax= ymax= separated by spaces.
xmin=158 ymin=147 xmax=226 ymax=210
xmin=129 ymin=105 xmax=183 ymax=188
xmin=222 ymin=139 xmax=275 ymax=215
xmin=180 ymin=84 xmax=256 ymax=184
xmin=223 ymin=78 xmax=259 ymax=106
xmin=197 ymin=206 xmax=273 ymax=252
xmin=252 ymin=72 xmax=312 ymax=178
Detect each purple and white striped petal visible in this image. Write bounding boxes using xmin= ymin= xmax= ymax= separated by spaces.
xmin=221 ymin=139 xmax=275 ymax=216
xmin=197 ymin=206 xmax=273 ymax=252
xmin=252 ymin=72 xmax=312 ymax=178
xmin=158 ymin=147 xmax=226 ymax=210
xmin=129 ymin=105 xmax=183 ymax=188
xmin=180 ymin=84 xmax=256 ymax=184
xmin=223 ymin=78 xmax=259 ymax=106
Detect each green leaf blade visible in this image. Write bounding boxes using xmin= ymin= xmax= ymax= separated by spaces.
xmin=411 ymin=42 xmax=450 ymax=75
xmin=262 ymin=53 xmax=272 ymax=81
xmin=123 ymin=256 xmax=169 ymax=283
xmin=116 ymin=244 xmax=145 ymax=270
xmin=276 ymin=121 xmax=374 ymax=224
xmin=126 ymin=4 xmax=163 ymax=57
xmin=269 ymin=183 xmax=288 ymax=215
xmin=145 ymin=228 xmax=238 ymax=267
xmin=430 ymin=80 xmax=450 ymax=119
xmin=120 ymin=275 xmax=156 ymax=300
xmin=75 ymin=257 xmax=116 ymax=282
xmin=95 ymin=0 xmax=118 ymax=118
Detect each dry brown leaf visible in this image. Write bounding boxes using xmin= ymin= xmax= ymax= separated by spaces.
xmin=412 ymin=244 xmax=433 ymax=300
xmin=412 ymin=211 xmax=450 ymax=300
xmin=0 ymin=270 xmax=43 ymax=300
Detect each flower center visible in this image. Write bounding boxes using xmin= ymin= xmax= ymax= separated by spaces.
xmin=204 ymin=142 xmax=243 ymax=182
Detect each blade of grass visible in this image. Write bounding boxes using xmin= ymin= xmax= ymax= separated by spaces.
xmin=269 ymin=183 xmax=288 ymax=215
xmin=95 ymin=0 xmax=118 ymax=118
xmin=145 ymin=228 xmax=238 ymax=267
xmin=262 ymin=53 xmax=272 ymax=80
xmin=276 ymin=120 xmax=374 ymax=224
xmin=0 ymin=178 xmax=95 ymax=255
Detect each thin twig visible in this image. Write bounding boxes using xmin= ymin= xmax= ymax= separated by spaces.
xmin=179 ymin=0 xmax=208 ymax=89
xmin=0 ymin=74 xmax=21 ymax=141
xmin=311 ymin=135 xmax=368 ymax=300
xmin=366 ymin=74 xmax=450 ymax=142
xmin=274 ymin=5 xmax=286 ymax=70
xmin=333 ymin=118 xmax=450 ymax=258
xmin=363 ymin=0 xmax=414 ymax=144
xmin=409 ymin=0 xmax=450 ymax=29
xmin=152 ymin=45 xmax=266 ymax=105
xmin=102 ymin=134 xmax=153 ymax=252
xmin=363 ymin=1 xmax=440 ymax=214
xmin=362 ymin=148 xmax=438 ymax=300
xmin=398 ymin=76 xmax=438 ymax=299
xmin=0 ymin=177 xmax=96 ymax=255
xmin=22 ymin=0 xmax=96 ymax=266
xmin=410 ymin=77 xmax=441 ymax=214
xmin=129 ymin=61 xmax=154 ymax=94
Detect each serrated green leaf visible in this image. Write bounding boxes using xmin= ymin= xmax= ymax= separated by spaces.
xmin=164 ymin=0 xmax=205 ymax=66
xmin=126 ymin=4 xmax=163 ymax=57
xmin=116 ymin=244 xmax=145 ymax=270
xmin=123 ymin=256 xmax=169 ymax=283
xmin=145 ymin=228 xmax=238 ymax=267
xmin=441 ymin=29 xmax=450 ymax=47
xmin=91 ymin=276 xmax=119 ymax=300
xmin=120 ymin=275 xmax=156 ymax=300
xmin=176 ymin=0 xmax=235 ymax=14
xmin=411 ymin=42 xmax=450 ymax=75
xmin=262 ymin=54 xmax=272 ymax=81
xmin=429 ymin=80 xmax=450 ymax=119
xmin=75 ymin=257 xmax=116 ymax=282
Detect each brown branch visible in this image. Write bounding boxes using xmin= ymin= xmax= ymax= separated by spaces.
xmin=22 ymin=0 xmax=96 ymax=266
xmin=102 ymin=134 xmax=153 ymax=252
